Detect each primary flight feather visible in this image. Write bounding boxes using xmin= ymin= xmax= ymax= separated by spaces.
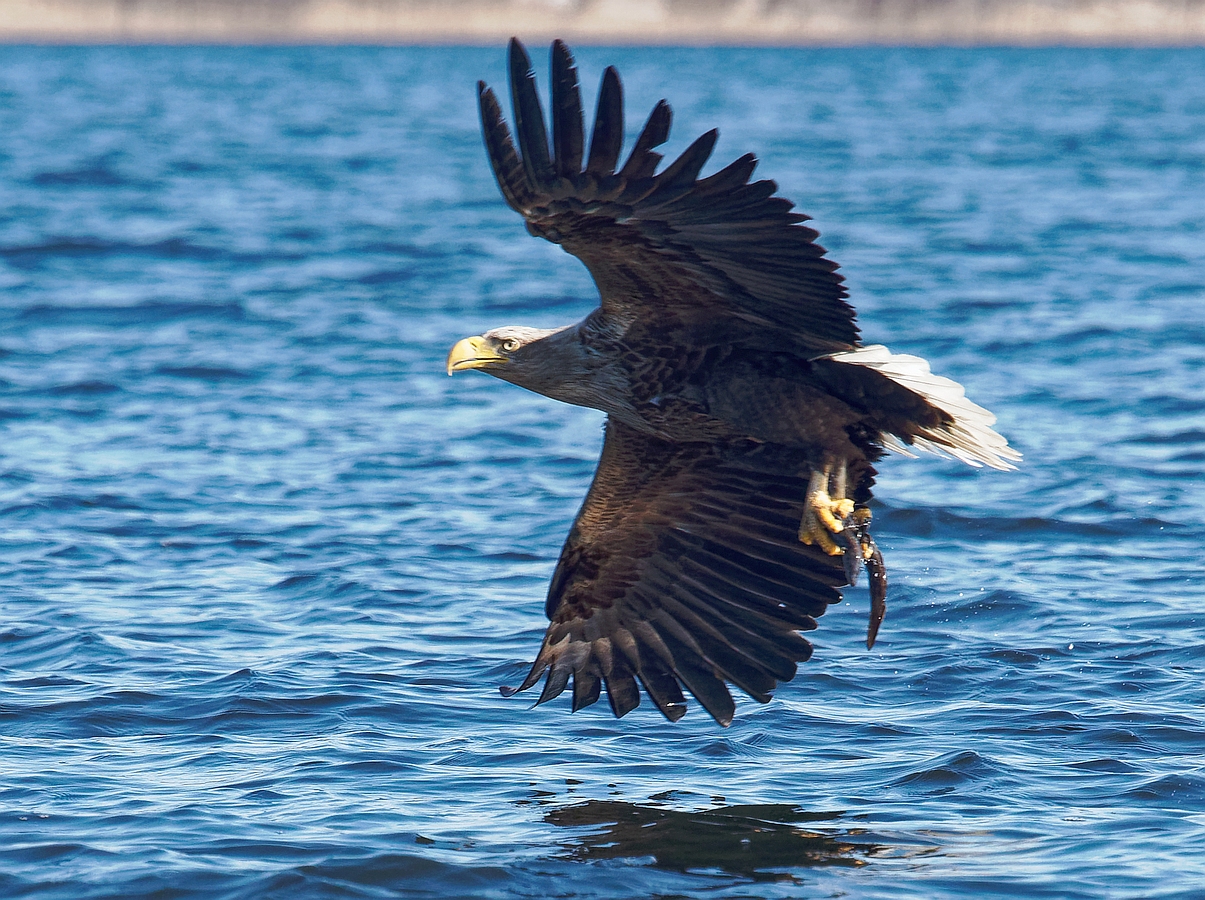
xmin=447 ymin=39 xmax=1019 ymax=726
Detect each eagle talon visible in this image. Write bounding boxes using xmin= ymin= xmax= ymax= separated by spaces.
xmin=799 ymin=462 xmax=856 ymax=556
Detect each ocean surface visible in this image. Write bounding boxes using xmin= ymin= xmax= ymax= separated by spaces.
xmin=1 ymin=45 xmax=1203 ymax=899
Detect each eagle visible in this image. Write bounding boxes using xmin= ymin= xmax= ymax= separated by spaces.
xmin=447 ymin=39 xmax=1019 ymax=726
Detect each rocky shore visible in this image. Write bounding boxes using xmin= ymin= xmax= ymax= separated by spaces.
xmin=2 ymin=0 xmax=1202 ymax=45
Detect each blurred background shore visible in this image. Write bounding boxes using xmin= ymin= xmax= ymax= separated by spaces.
xmin=1 ymin=0 xmax=1202 ymax=45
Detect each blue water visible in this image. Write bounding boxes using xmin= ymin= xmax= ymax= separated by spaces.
xmin=1 ymin=45 xmax=1203 ymax=899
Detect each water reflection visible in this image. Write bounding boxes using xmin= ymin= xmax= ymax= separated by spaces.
xmin=546 ymin=799 xmax=882 ymax=880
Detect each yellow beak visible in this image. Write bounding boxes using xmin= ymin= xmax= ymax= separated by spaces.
xmin=446 ymin=335 xmax=506 ymax=375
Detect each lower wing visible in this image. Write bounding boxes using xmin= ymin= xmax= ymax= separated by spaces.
xmin=503 ymin=419 xmax=850 ymax=726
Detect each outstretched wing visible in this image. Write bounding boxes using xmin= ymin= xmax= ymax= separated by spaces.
xmin=479 ymin=39 xmax=858 ymax=353
xmin=503 ymin=419 xmax=849 ymax=726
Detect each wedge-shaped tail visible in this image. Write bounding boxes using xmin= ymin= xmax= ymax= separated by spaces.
xmin=822 ymin=344 xmax=1021 ymax=470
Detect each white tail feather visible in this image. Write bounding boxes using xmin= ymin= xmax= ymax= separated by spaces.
xmin=822 ymin=344 xmax=1021 ymax=471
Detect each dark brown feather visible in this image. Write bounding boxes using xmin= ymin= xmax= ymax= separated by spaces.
xmin=550 ymin=40 xmax=584 ymax=180
xmin=477 ymin=83 xmax=532 ymax=211
xmin=508 ymin=38 xmax=555 ymax=192
xmin=572 ymin=669 xmax=602 ymax=712
xmin=605 ymin=664 xmax=641 ymax=718
xmin=586 ymin=67 xmax=624 ymax=176
xmin=618 ymin=101 xmax=671 ymax=181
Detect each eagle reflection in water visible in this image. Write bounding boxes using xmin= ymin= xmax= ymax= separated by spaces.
xmin=544 ymin=799 xmax=886 ymax=880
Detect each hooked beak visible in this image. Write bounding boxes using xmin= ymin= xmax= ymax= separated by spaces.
xmin=446 ymin=335 xmax=506 ymax=375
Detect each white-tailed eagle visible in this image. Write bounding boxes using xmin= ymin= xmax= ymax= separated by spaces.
xmin=447 ymin=40 xmax=1019 ymax=726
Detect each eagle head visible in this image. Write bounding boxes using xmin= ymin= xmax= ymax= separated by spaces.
xmin=446 ymin=325 xmax=567 ymax=379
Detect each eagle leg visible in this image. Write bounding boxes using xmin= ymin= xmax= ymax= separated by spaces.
xmin=798 ymin=459 xmax=855 ymax=556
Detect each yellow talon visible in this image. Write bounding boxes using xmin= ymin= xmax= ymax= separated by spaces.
xmin=814 ymin=490 xmax=845 ymax=534
xmin=801 ymin=520 xmax=843 ymax=555
xmin=799 ymin=462 xmax=858 ymax=557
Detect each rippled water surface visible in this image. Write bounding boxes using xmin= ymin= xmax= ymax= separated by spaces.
xmin=1 ymin=45 xmax=1203 ymax=898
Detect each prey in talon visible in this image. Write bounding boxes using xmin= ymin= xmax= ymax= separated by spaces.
xmin=446 ymin=39 xmax=1020 ymax=726
xmin=838 ymin=507 xmax=888 ymax=649
xmin=799 ymin=460 xmax=889 ymax=648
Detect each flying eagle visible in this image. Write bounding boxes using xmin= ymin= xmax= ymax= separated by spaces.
xmin=447 ymin=40 xmax=1019 ymax=726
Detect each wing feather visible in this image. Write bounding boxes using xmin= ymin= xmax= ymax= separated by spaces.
xmin=478 ymin=83 xmax=534 ymax=211
xmin=646 ymin=129 xmax=718 ymax=196
xmin=618 ymin=101 xmax=671 ymax=180
xmin=550 ymin=39 xmax=585 ymax=180
xmin=536 ymin=662 xmax=572 ymax=706
xmin=604 ymin=664 xmax=641 ymax=718
xmin=586 ymin=66 xmax=624 ymax=176
xmin=571 ymin=669 xmax=602 ymax=711
xmin=508 ymin=38 xmax=555 ymax=192
xmin=659 ymin=638 xmax=737 ymax=726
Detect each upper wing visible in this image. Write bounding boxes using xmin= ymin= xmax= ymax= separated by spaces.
xmin=503 ymin=419 xmax=849 ymax=726
xmin=479 ymin=39 xmax=859 ymax=353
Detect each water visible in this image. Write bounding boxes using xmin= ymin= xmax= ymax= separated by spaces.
xmin=1 ymin=45 xmax=1203 ymax=899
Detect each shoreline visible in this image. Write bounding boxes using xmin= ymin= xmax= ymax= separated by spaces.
xmin=2 ymin=0 xmax=1203 ymax=46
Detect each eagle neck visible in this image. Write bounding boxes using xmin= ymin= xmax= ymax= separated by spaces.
xmin=504 ymin=317 xmax=634 ymax=419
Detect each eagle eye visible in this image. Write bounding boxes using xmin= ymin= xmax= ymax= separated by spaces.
xmin=501 ymin=338 xmax=521 ymax=352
